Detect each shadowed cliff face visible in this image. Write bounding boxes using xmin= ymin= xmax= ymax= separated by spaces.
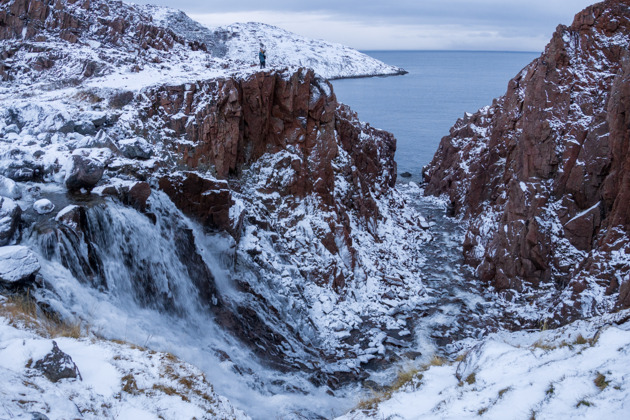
xmin=424 ymin=0 xmax=630 ymax=324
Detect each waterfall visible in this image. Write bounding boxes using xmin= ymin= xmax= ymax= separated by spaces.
xmin=23 ymin=190 xmax=351 ymax=418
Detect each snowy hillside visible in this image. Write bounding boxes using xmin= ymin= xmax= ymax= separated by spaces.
xmin=144 ymin=5 xmax=407 ymax=80
xmin=214 ymin=22 xmax=407 ymax=80
xmin=339 ymin=309 xmax=630 ymax=420
xmin=0 ymin=306 xmax=248 ymax=420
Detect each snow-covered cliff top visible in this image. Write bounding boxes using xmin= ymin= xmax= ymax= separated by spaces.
xmin=212 ymin=22 xmax=406 ymax=80
xmin=145 ymin=6 xmax=406 ymax=80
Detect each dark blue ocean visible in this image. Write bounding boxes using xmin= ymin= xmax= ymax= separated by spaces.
xmin=331 ymin=51 xmax=539 ymax=177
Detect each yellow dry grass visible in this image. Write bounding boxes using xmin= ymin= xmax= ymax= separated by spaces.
xmin=0 ymin=292 xmax=84 ymax=339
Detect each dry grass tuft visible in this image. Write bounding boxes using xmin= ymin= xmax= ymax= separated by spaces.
xmin=74 ymin=90 xmax=103 ymax=104
xmin=594 ymin=373 xmax=609 ymax=390
xmin=356 ymin=366 xmax=423 ymax=411
xmin=576 ymin=399 xmax=592 ymax=408
xmin=427 ymin=355 xmax=447 ymax=367
xmin=121 ymin=374 xmax=140 ymax=394
xmin=0 ymin=293 xmax=86 ymax=339
xmin=575 ymin=334 xmax=588 ymax=345
xmin=152 ymin=384 xmax=190 ymax=402
xmin=465 ymin=372 xmax=476 ymax=385
xmin=498 ymin=387 xmax=511 ymax=398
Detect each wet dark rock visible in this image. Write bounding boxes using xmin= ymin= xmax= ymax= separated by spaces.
xmin=59 ymin=120 xmax=75 ymax=134
xmin=65 ymin=154 xmax=104 ymax=192
xmin=400 ymin=171 xmax=412 ymax=178
xmin=4 ymin=164 xmax=44 ymax=182
xmin=33 ymin=341 xmax=82 ymax=383
xmin=100 ymin=182 xmax=151 ymax=212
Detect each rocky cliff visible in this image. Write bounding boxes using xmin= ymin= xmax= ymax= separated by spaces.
xmin=424 ymin=0 xmax=630 ymax=324
xmin=0 ymin=1 xmax=430 ymax=411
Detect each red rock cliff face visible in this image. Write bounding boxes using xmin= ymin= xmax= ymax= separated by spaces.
xmin=424 ymin=0 xmax=630 ymax=323
xmin=144 ymin=68 xmax=397 ymax=288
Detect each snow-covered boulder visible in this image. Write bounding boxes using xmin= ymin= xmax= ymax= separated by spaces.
xmin=0 ymin=174 xmax=21 ymax=199
xmin=33 ymin=199 xmax=55 ymax=215
xmin=34 ymin=341 xmax=82 ymax=383
xmin=118 ymin=137 xmax=152 ymax=160
xmin=0 ymin=245 xmax=40 ymax=284
xmin=65 ymin=155 xmax=104 ymax=192
xmin=0 ymin=196 xmax=21 ymax=246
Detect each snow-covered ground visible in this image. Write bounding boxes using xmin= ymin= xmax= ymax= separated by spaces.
xmin=0 ymin=303 xmax=248 ymax=420
xmin=339 ymin=309 xmax=630 ymax=420
xmin=215 ymin=22 xmax=407 ymax=79
xmin=140 ymin=3 xmax=406 ymax=80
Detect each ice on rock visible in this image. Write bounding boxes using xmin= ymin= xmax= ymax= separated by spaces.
xmin=33 ymin=199 xmax=55 ymax=214
xmin=0 ymin=245 xmax=40 ymax=284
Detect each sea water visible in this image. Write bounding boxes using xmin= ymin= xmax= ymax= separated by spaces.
xmin=332 ymin=50 xmax=539 ymax=177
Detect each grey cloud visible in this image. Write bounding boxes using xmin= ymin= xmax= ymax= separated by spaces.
xmin=130 ymin=0 xmax=595 ymax=48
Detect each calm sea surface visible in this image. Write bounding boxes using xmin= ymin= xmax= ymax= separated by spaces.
xmin=331 ymin=50 xmax=539 ymax=176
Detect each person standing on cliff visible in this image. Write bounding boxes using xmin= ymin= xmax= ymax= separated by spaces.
xmin=259 ymin=47 xmax=266 ymax=69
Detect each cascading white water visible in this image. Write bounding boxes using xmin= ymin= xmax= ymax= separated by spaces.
xmin=25 ymin=191 xmax=355 ymax=419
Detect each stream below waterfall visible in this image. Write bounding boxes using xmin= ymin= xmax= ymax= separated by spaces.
xmin=21 ymin=183 xmax=510 ymax=419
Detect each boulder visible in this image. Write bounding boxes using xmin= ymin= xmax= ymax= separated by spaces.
xmin=0 ymin=197 xmax=21 ymax=246
xmin=118 ymin=137 xmax=152 ymax=159
xmin=0 ymin=174 xmax=21 ymax=199
xmin=33 ymin=341 xmax=82 ymax=383
xmin=65 ymin=154 xmax=104 ymax=192
xmin=0 ymin=245 xmax=40 ymax=285
xmin=74 ymin=120 xmax=96 ymax=136
xmin=33 ymin=199 xmax=55 ymax=214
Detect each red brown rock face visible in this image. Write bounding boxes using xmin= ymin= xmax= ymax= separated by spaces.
xmin=0 ymin=0 xmax=182 ymax=50
xmin=145 ymin=68 xmax=397 ymax=287
xmin=424 ymin=0 xmax=630 ymax=323
xmin=158 ymin=172 xmax=237 ymax=237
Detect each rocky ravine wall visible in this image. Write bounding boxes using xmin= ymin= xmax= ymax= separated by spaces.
xmin=146 ymin=68 xmax=397 ymax=288
xmin=424 ymin=0 xmax=630 ymax=324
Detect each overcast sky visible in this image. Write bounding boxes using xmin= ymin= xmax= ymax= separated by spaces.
xmin=131 ymin=0 xmax=596 ymax=51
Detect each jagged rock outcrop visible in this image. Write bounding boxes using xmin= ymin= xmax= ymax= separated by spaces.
xmin=424 ymin=0 xmax=630 ymax=323
xmin=0 ymin=0 xmax=182 ymax=49
xmin=158 ymin=172 xmax=238 ymax=236
xmin=146 ymin=68 xmax=397 ymax=287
